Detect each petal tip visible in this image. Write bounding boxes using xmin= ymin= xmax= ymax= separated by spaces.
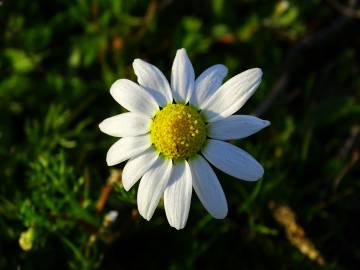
xmin=175 ymin=48 xmax=190 ymax=60
xmin=109 ymin=79 xmax=122 ymax=96
xmin=252 ymin=68 xmax=263 ymax=78
xmin=245 ymin=68 xmax=263 ymax=80
xmin=122 ymin=182 xmax=131 ymax=191
xmin=217 ymin=64 xmax=228 ymax=75
xmin=98 ymin=121 xmax=104 ymax=132
xmin=177 ymin=48 xmax=186 ymax=53
xmin=213 ymin=211 xmax=228 ymax=219
xmin=253 ymin=166 xmax=264 ymax=181
xmin=106 ymin=160 xmax=115 ymax=167
xmin=139 ymin=211 xmax=152 ymax=221
xmin=106 ymin=152 xmax=119 ymax=166
xmin=106 ymin=158 xmax=116 ymax=167
xmin=132 ymin=58 xmax=143 ymax=67
xmin=170 ymin=223 xmax=185 ymax=230
xmin=264 ymin=120 xmax=271 ymax=127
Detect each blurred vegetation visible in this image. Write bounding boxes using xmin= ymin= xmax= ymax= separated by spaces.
xmin=1 ymin=0 xmax=359 ymax=269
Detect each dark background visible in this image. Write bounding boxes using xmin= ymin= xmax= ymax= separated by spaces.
xmin=0 ymin=0 xmax=359 ymax=269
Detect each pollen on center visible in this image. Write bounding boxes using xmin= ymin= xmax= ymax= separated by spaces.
xmin=150 ymin=103 xmax=207 ymax=160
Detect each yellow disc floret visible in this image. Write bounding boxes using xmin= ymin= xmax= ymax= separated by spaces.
xmin=150 ymin=104 xmax=207 ymax=160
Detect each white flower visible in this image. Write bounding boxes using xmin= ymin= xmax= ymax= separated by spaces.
xmin=99 ymin=48 xmax=270 ymax=230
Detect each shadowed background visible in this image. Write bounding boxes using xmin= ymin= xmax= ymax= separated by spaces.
xmin=0 ymin=0 xmax=359 ymax=269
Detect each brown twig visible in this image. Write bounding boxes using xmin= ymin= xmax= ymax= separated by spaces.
xmin=332 ymin=125 xmax=360 ymax=190
xmin=48 ymin=213 xmax=98 ymax=232
xmin=254 ymin=16 xmax=353 ymax=116
xmin=336 ymin=125 xmax=360 ymax=160
xmin=314 ymin=188 xmax=354 ymax=209
xmin=333 ymin=150 xmax=359 ymax=190
xmin=95 ymin=169 xmax=122 ymax=213
xmin=326 ymin=0 xmax=360 ymax=18
xmin=128 ymin=0 xmax=158 ymax=42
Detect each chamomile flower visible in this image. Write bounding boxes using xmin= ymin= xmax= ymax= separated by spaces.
xmin=99 ymin=48 xmax=270 ymax=229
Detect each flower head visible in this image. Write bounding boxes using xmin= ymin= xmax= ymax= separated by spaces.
xmin=99 ymin=48 xmax=270 ymax=229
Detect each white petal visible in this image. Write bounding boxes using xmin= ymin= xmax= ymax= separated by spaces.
xmin=202 ymin=139 xmax=264 ymax=181
xmin=190 ymin=64 xmax=228 ymax=108
xmin=110 ymin=79 xmax=159 ymax=117
xmin=171 ymin=48 xmax=195 ymax=103
xmin=208 ymin=115 xmax=270 ymax=140
xmin=164 ymin=161 xmax=192 ymax=230
xmin=189 ymin=156 xmax=228 ymax=219
xmin=122 ymin=148 xmax=159 ymax=191
xmin=137 ymin=158 xmax=173 ymax=220
xmin=99 ymin=112 xmax=152 ymax=137
xmin=201 ymin=68 xmax=263 ymax=122
xmin=133 ymin=59 xmax=172 ymax=106
xmin=106 ymin=135 xmax=151 ymax=166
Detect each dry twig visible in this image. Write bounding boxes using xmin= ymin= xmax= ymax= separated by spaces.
xmin=96 ymin=169 xmax=122 ymax=213
xmin=326 ymin=0 xmax=360 ymax=18
xmin=269 ymin=201 xmax=326 ymax=266
xmin=254 ymin=16 xmax=354 ymax=116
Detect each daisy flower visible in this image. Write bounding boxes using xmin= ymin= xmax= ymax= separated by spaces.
xmin=99 ymin=48 xmax=270 ymax=229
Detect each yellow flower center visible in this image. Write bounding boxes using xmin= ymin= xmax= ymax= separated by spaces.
xmin=150 ymin=104 xmax=207 ymax=160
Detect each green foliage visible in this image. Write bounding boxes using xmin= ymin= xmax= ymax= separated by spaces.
xmin=1 ymin=0 xmax=359 ymax=269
